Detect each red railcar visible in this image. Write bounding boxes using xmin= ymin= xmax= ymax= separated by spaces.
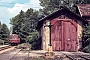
xmin=9 ymin=34 xmax=20 ymax=45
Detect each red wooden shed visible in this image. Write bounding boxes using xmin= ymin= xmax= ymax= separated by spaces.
xmin=37 ymin=8 xmax=87 ymax=52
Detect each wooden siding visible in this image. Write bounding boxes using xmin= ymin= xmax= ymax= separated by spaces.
xmin=51 ymin=19 xmax=77 ymax=51
xmin=63 ymin=20 xmax=77 ymax=51
xmin=51 ymin=19 xmax=62 ymax=51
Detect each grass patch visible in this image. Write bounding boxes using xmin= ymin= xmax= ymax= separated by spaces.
xmin=37 ymin=57 xmax=44 ymax=60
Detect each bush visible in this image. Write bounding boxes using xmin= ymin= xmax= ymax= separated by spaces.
xmin=82 ymin=44 xmax=90 ymax=53
xmin=31 ymin=37 xmax=42 ymax=50
xmin=0 ymin=39 xmax=4 ymax=45
xmin=82 ymin=23 xmax=90 ymax=53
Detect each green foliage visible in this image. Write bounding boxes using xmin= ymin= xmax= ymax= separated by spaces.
xmin=39 ymin=0 xmax=90 ymax=18
xmin=0 ymin=22 xmax=9 ymax=45
xmin=0 ymin=39 xmax=4 ymax=45
xmin=82 ymin=44 xmax=90 ymax=53
xmin=83 ymin=23 xmax=90 ymax=44
xmin=10 ymin=8 xmax=39 ymax=44
xmin=0 ymin=23 xmax=9 ymax=44
xmin=29 ymin=32 xmax=42 ymax=50
xmin=37 ymin=57 xmax=44 ymax=60
xmin=39 ymin=0 xmax=74 ymax=16
xmin=82 ymin=22 xmax=90 ymax=53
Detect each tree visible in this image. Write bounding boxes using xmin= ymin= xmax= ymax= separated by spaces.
xmin=0 ymin=23 xmax=9 ymax=43
xmin=29 ymin=32 xmax=42 ymax=50
xmin=39 ymin=0 xmax=90 ymax=17
xmin=10 ymin=15 xmax=19 ymax=34
xmin=0 ymin=21 xmax=1 ymax=36
xmin=25 ymin=8 xmax=34 ymax=33
xmin=39 ymin=0 xmax=73 ymax=15
xmin=10 ymin=10 xmax=26 ymax=43
xmin=22 ymin=8 xmax=39 ymax=43
xmin=10 ymin=8 xmax=40 ymax=44
xmin=82 ymin=23 xmax=90 ymax=53
xmin=25 ymin=8 xmax=39 ymax=32
xmin=0 ymin=21 xmax=1 ymax=28
xmin=15 ymin=10 xmax=26 ymax=43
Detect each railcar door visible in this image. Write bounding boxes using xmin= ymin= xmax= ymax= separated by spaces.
xmin=51 ymin=19 xmax=77 ymax=51
xmin=63 ymin=20 xmax=77 ymax=51
xmin=51 ymin=20 xmax=62 ymax=51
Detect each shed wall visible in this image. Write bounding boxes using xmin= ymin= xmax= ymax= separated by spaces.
xmin=77 ymin=20 xmax=83 ymax=50
xmin=42 ymin=20 xmax=50 ymax=50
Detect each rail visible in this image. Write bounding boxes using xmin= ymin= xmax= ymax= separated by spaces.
xmin=78 ymin=54 xmax=90 ymax=60
xmin=9 ymin=49 xmax=22 ymax=60
xmin=9 ymin=43 xmax=30 ymax=60
xmin=62 ymin=52 xmax=90 ymax=60
xmin=62 ymin=53 xmax=74 ymax=60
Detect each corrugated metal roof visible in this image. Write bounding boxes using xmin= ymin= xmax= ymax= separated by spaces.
xmin=77 ymin=4 xmax=90 ymax=16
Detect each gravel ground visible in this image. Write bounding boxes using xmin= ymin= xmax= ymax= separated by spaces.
xmin=0 ymin=48 xmax=43 ymax=60
xmin=0 ymin=49 xmax=67 ymax=60
xmin=0 ymin=48 xmax=90 ymax=60
xmin=0 ymin=49 xmax=21 ymax=60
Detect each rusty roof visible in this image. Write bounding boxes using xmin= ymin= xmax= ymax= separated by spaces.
xmin=77 ymin=4 xmax=90 ymax=16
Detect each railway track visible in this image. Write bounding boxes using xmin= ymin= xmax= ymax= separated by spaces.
xmin=0 ymin=43 xmax=38 ymax=60
xmin=9 ymin=45 xmax=30 ymax=60
xmin=1 ymin=44 xmax=90 ymax=60
xmin=9 ymin=49 xmax=22 ymax=60
xmin=62 ymin=52 xmax=90 ymax=60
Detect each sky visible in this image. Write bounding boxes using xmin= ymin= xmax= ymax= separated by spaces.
xmin=0 ymin=0 xmax=42 ymax=28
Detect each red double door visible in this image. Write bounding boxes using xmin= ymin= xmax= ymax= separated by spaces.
xmin=51 ymin=19 xmax=77 ymax=51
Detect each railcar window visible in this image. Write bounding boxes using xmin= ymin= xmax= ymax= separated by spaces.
xmin=9 ymin=35 xmax=19 ymax=39
xmin=13 ymin=35 xmax=17 ymax=39
xmin=9 ymin=36 xmax=12 ymax=39
xmin=9 ymin=35 xmax=15 ymax=39
xmin=13 ymin=36 xmax=15 ymax=39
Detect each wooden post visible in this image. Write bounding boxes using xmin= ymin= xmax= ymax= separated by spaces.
xmin=45 ymin=21 xmax=55 ymax=58
xmin=48 ymin=22 xmax=53 ymax=52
